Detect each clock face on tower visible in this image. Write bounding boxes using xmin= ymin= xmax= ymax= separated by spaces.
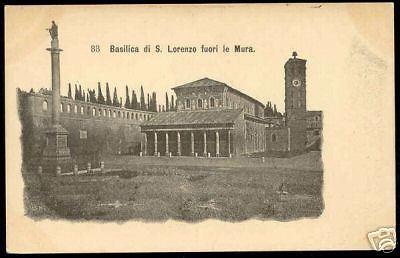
xmin=292 ymin=79 xmax=302 ymax=87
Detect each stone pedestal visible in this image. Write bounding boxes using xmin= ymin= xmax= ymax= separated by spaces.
xmin=42 ymin=124 xmax=71 ymax=173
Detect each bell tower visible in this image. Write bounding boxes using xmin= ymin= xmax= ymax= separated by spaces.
xmin=284 ymin=51 xmax=307 ymax=152
xmin=285 ymin=51 xmax=307 ymax=122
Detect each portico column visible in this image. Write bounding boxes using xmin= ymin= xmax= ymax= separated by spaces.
xmin=228 ymin=130 xmax=231 ymax=156
xmin=144 ymin=133 xmax=148 ymax=155
xmin=215 ymin=131 xmax=220 ymax=157
xmin=177 ymin=131 xmax=181 ymax=156
xmin=154 ymin=131 xmax=158 ymax=156
xmin=165 ymin=132 xmax=169 ymax=155
xmin=203 ymin=131 xmax=207 ymax=156
xmin=191 ymin=131 xmax=195 ymax=156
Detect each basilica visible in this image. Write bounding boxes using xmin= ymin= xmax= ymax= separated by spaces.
xmin=140 ymin=52 xmax=322 ymax=157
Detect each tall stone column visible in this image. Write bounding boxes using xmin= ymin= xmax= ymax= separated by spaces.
xmin=177 ymin=131 xmax=181 ymax=156
xmin=49 ymin=37 xmax=61 ymax=124
xmin=215 ymin=131 xmax=220 ymax=157
xmin=228 ymin=130 xmax=231 ymax=156
xmin=144 ymin=133 xmax=148 ymax=155
xmin=42 ymin=21 xmax=71 ymax=173
xmin=165 ymin=132 xmax=169 ymax=156
xmin=154 ymin=131 xmax=158 ymax=156
xmin=190 ymin=132 xmax=195 ymax=156
xmin=203 ymin=131 xmax=207 ymax=156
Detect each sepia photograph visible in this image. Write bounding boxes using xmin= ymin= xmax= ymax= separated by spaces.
xmin=5 ymin=3 xmax=395 ymax=253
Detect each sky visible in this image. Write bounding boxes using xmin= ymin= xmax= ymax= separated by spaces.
xmin=5 ymin=4 xmax=392 ymax=112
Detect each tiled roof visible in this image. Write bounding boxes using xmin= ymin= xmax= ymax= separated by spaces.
xmin=141 ymin=109 xmax=243 ymax=127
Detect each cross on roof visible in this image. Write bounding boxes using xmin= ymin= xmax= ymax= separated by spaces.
xmin=292 ymin=51 xmax=298 ymax=58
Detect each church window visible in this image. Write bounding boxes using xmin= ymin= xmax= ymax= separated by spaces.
xmin=98 ymin=109 xmax=102 ymax=116
xmin=185 ymin=99 xmax=190 ymax=109
xmin=92 ymin=107 xmax=96 ymax=116
xmin=271 ymin=133 xmax=277 ymax=142
xmin=135 ymin=113 xmax=138 ymax=120
xmin=80 ymin=106 xmax=84 ymax=114
xmin=42 ymin=100 xmax=48 ymax=111
xmin=118 ymin=111 xmax=121 ymax=118
xmin=103 ymin=109 xmax=106 ymax=116
xmin=315 ymin=116 xmax=320 ymax=121
xmin=197 ymin=99 xmax=203 ymax=109
xmin=60 ymin=103 xmax=64 ymax=112
xmin=210 ymin=97 xmax=215 ymax=108
xmin=66 ymin=104 xmax=71 ymax=113
xmin=74 ymin=105 xmax=78 ymax=113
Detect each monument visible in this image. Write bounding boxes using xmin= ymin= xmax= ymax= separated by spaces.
xmin=41 ymin=21 xmax=71 ymax=173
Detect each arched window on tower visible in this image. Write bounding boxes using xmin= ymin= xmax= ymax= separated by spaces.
xmin=271 ymin=133 xmax=277 ymax=142
xmin=42 ymin=100 xmax=48 ymax=112
xmin=210 ymin=97 xmax=215 ymax=108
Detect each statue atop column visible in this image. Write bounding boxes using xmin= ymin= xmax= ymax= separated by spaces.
xmin=47 ymin=20 xmax=58 ymax=40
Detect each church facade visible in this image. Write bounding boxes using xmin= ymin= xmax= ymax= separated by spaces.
xmin=140 ymin=52 xmax=322 ymax=157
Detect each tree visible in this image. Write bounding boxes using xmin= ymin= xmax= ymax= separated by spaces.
xmin=124 ymin=85 xmax=131 ymax=108
xmin=105 ymin=83 xmax=112 ymax=106
xmin=140 ymin=85 xmax=146 ymax=110
xmin=131 ymin=90 xmax=138 ymax=110
xmin=165 ymin=92 xmax=169 ymax=112
xmin=68 ymin=83 xmax=72 ymax=99
xmin=264 ymin=101 xmax=274 ymax=117
xmin=152 ymin=92 xmax=157 ymax=112
xmin=147 ymin=93 xmax=150 ymax=111
xmin=97 ymin=82 xmax=105 ymax=104
xmin=170 ymin=95 xmax=174 ymax=111
xmin=79 ymin=85 xmax=83 ymax=101
xmin=89 ymin=89 xmax=97 ymax=103
xmin=74 ymin=84 xmax=79 ymax=100
xmin=113 ymin=87 xmax=119 ymax=107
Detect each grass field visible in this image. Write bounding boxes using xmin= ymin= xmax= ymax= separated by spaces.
xmin=23 ymin=151 xmax=324 ymax=222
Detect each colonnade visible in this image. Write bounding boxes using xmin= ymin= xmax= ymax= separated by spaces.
xmin=143 ymin=130 xmax=232 ymax=157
